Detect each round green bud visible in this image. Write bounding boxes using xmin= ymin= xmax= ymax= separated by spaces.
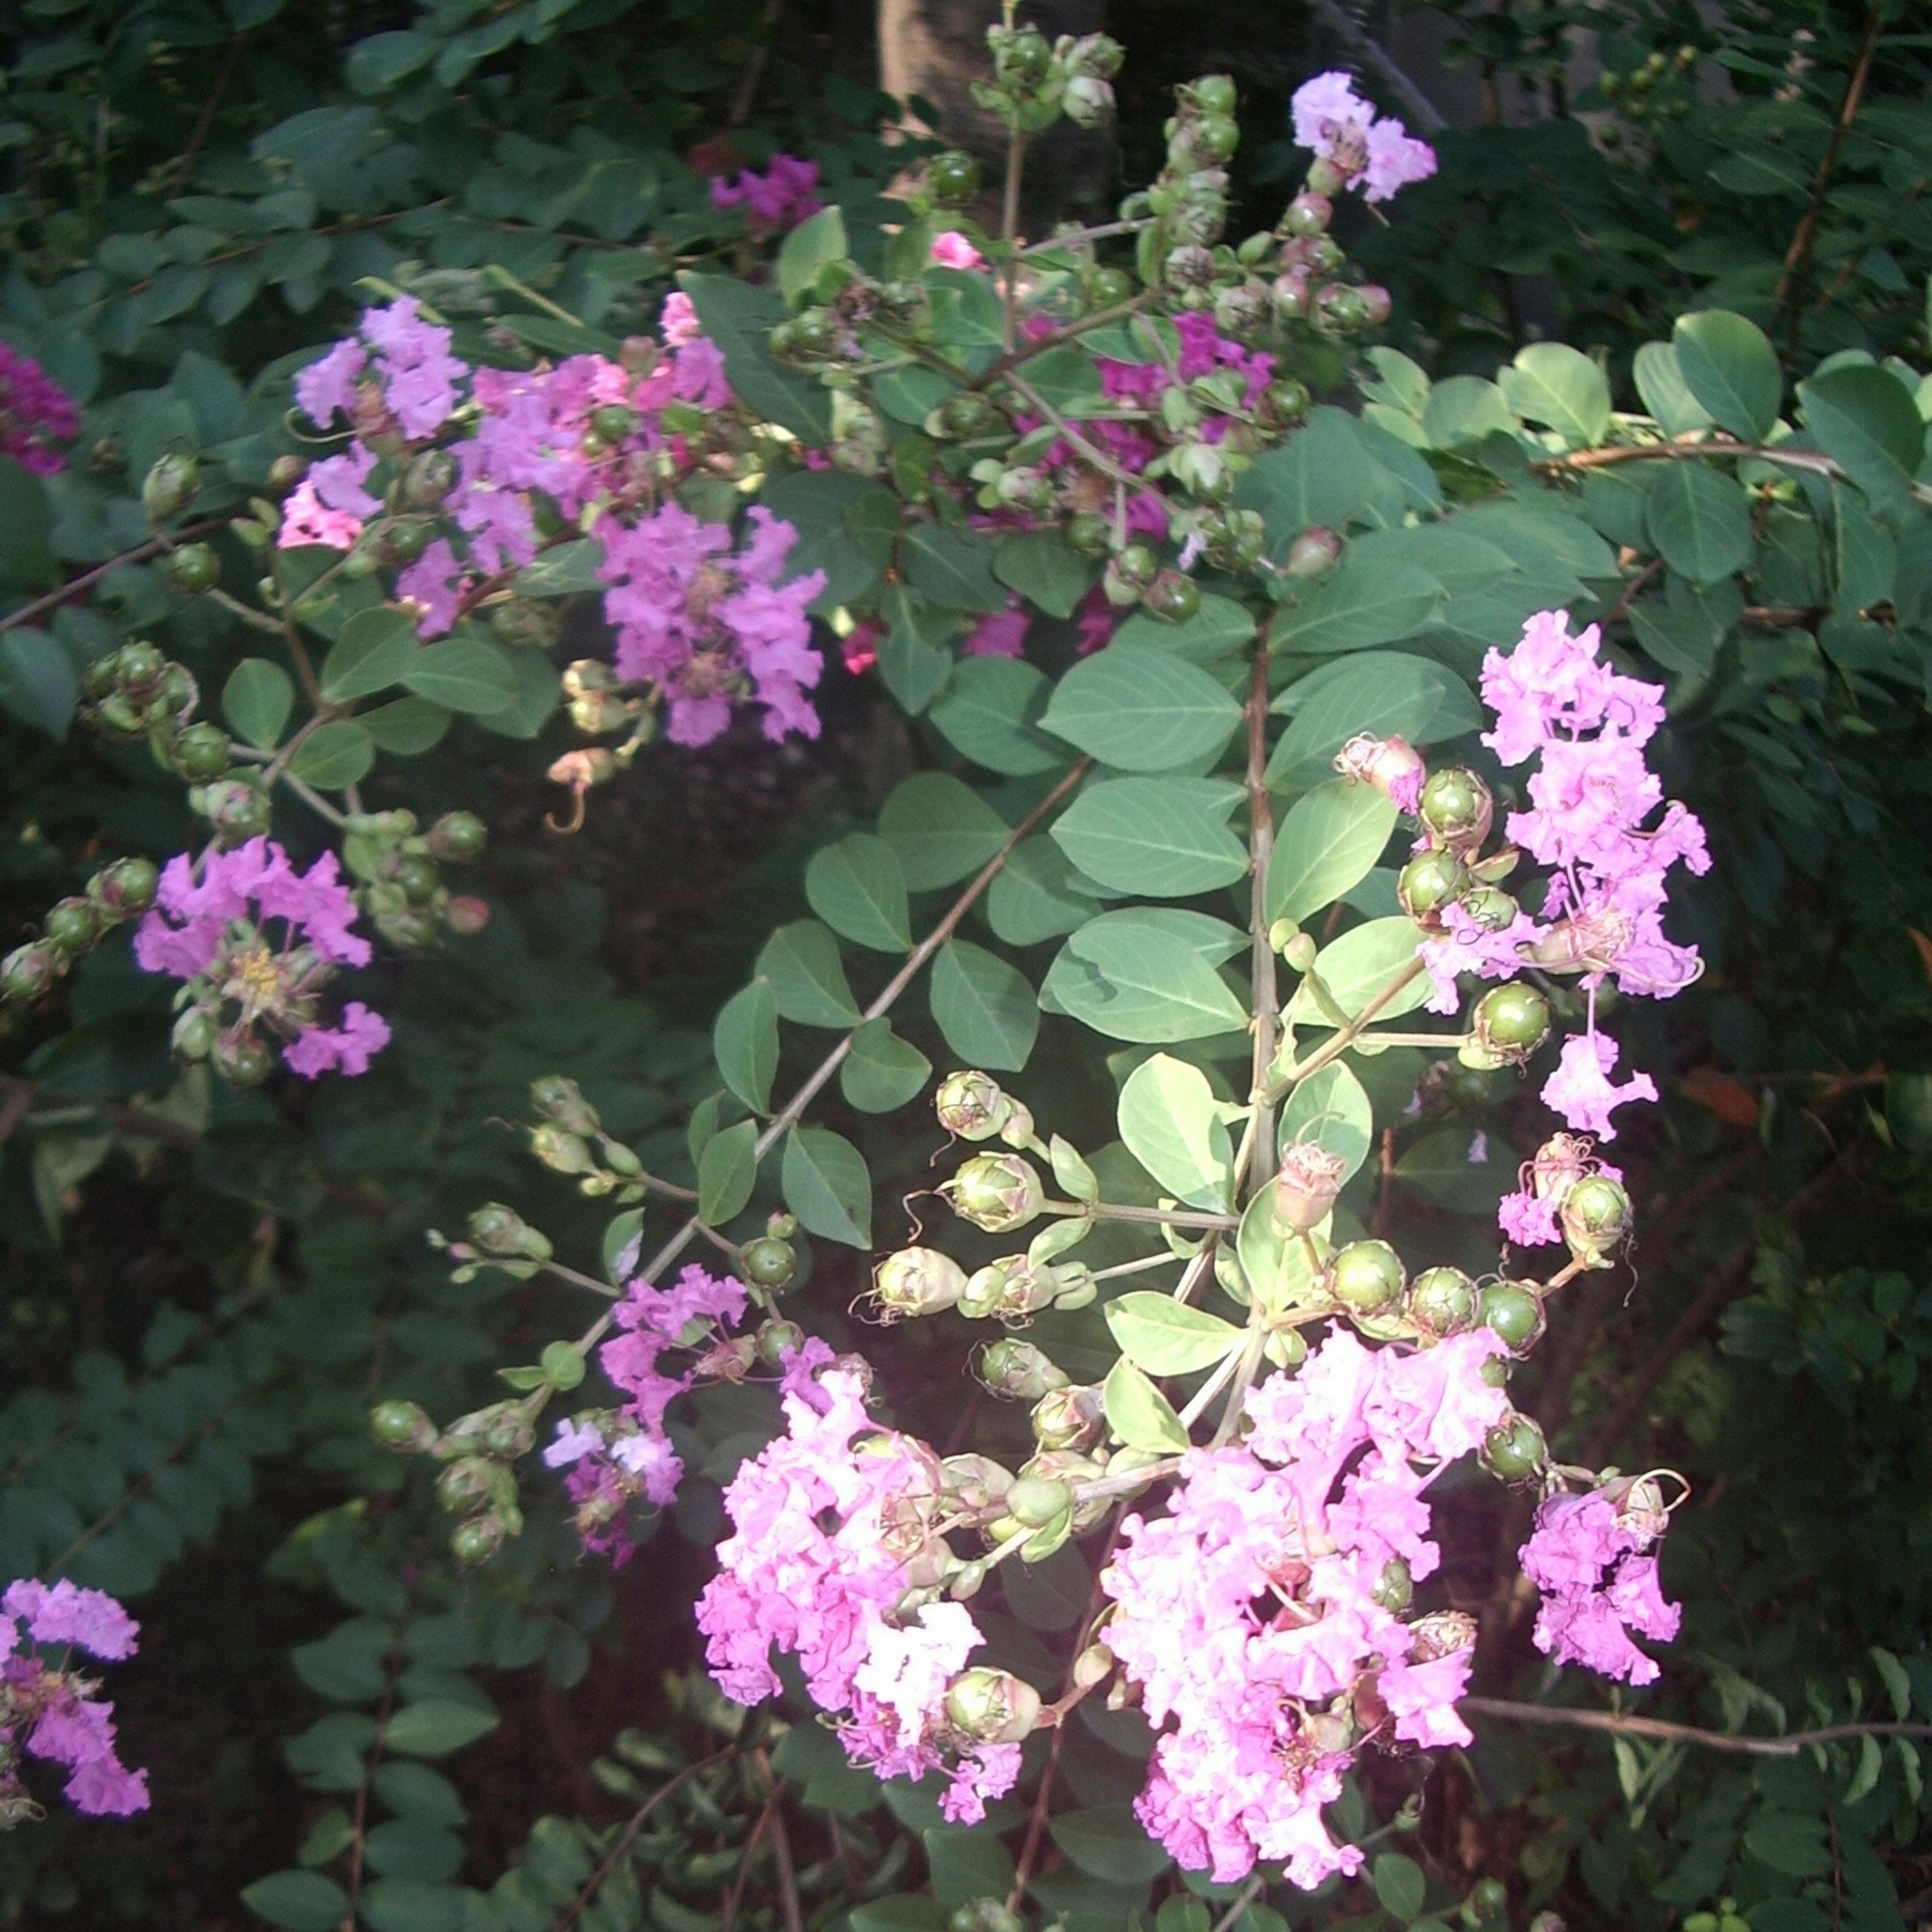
xmin=171 ymin=1008 xmax=218 ymax=1060
xmin=976 ymin=1337 xmax=1068 ymax=1402
xmin=90 ymin=856 xmax=158 ymax=916
xmin=401 ymin=448 xmax=459 ymax=509
xmin=171 ymin=721 xmax=233 ymax=782
xmin=1305 ymin=235 xmax=1345 ymax=276
xmin=436 ymin=1456 xmax=496 ymax=1516
xmin=1479 ymin=1279 xmax=1546 ymax=1353
xmin=1031 ymin=1384 xmax=1104 ymax=1453
xmin=529 ymin=1075 xmax=597 ymax=1133
xmin=1087 ymin=266 xmax=1136 ymax=307
xmin=427 ymin=811 xmax=488 ymax=860
xmin=394 ymin=854 xmax=440 ymax=905
xmin=994 ymin=467 xmax=1053 ymax=514
xmin=739 ymin=1236 xmax=794 ymax=1287
xmin=791 ymin=308 xmax=838 ymax=359
xmin=93 ymin=692 xmax=145 ymax=736
xmin=944 ymin=1666 xmax=1042 ymax=1743
xmin=1330 ymin=1239 xmax=1406 ymax=1314
xmin=115 ymin=641 xmax=166 ymax=691
xmin=941 ymin=1154 xmax=1045 ymax=1234
xmin=1 ymin=942 xmax=62 ymax=1001
xmin=1371 ymin=1556 xmax=1413 ymax=1612
xmin=1285 ymin=525 xmax=1341 ymax=577
xmin=1419 ymin=767 xmax=1494 ymax=849
xmin=1065 ymin=511 xmax=1113 ymax=559
xmin=1006 ymin=1474 xmax=1075 ymax=1528
xmin=165 ymin=542 xmax=220 ymax=594
xmin=874 ymin=1246 xmax=967 ymax=1319
xmin=1561 ymin=1173 xmax=1632 ymax=1264
xmin=588 ymin=404 xmax=637 ymax=445
xmin=928 ymin=150 xmax=983 ymax=204
xmin=141 ymin=453 xmax=198 ymax=521
xmin=1473 ymin=983 xmax=1551 ymax=1060
xmin=450 ymin=1514 xmax=505 ymax=1564
xmin=268 ymin=454 xmax=308 ymax=492
xmin=1000 ymin=28 xmax=1052 ymax=85
xmin=1270 ymin=271 xmax=1311 ymax=323
xmin=43 ymin=898 xmax=100 ymax=953
xmin=939 ymin=390 xmax=997 ymax=438
xmin=1408 ymin=1265 xmax=1479 ymax=1337
xmin=1190 ymin=74 xmax=1238 ymax=117
xmin=1142 ymin=571 xmax=1200 ymax=622
xmin=949 ymin=1900 xmax=1025 ymax=1932
xmin=1481 ymin=1411 xmax=1549 ymax=1481
xmin=1469 ymin=1877 xmax=1509 ymax=1919
xmin=213 ymin=1032 xmax=273 ymax=1086
xmin=203 ymin=779 xmax=273 ymax=841
xmin=755 ymin=1319 xmax=805 ymax=1368
xmin=1460 ymin=886 xmax=1519 ymax=933
xmin=1193 ymin=115 xmax=1240 ymax=162
xmin=1398 ymin=847 xmax=1469 ymax=921
xmin=484 ymin=1411 xmax=535 ymax=1458
xmin=370 ymin=1399 xmax=437 ymax=1451
xmin=1357 ymin=284 xmax=1393 ymax=328
xmin=766 ymin=319 xmax=800 ymax=360
xmin=540 ymin=1342 xmax=586 ymax=1391
xmin=1283 ymin=192 xmax=1332 ymax=236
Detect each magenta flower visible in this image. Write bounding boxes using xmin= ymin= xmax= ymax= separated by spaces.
xmin=710 ymin=155 xmax=823 ymax=230
xmin=1520 ymin=1487 xmax=1681 ymax=1685
xmin=929 ymin=231 xmax=985 ymax=270
xmin=0 ymin=342 xmax=82 ymax=476
xmin=1291 ymin=72 xmax=1436 ymax=203
xmin=278 ymin=477 xmax=363 ymax=551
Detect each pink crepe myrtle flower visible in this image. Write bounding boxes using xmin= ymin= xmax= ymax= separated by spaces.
xmin=278 ymin=477 xmax=363 ymax=551
xmin=1540 ymin=1032 xmax=1657 ymax=1142
xmin=929 ymin=231 xmax=985 ymax=270
xmin=963 ymin=604 xmax=1029 ymax=658
xmin=1498 ymin=1134 xmax=1623 ymax=1248
xmin=282 ymin=1002 xmax=392 ymax=1078
xmin=1520 ymin=1485 xmax=1681 ymax=1685
xmin=660 ymin=290 xmax=702 ymax=347
xmin=0 ymin=342 xmax=82 ymax=475
xmin=711 ymin=155 xmax=823 ymax=230
xmin=3 ymin=1580 xmax=148 ymax=1819
xmin=1291 ymin=72 xmax=1436 ymax=203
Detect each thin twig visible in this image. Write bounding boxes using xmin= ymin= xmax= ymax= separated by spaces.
xmin=1536 ymin=436 xmax=1932 ymax=509
xmin=1210 ymin=1875 xmax=1268 ymax=1932
xmin=1003 ymin=374 xmax=1148 ymax=492
xmin=552 ymin=1749 xmax=738 ymax=1932
xmin=1268 ymin=958 xmax=1427 ymax=1096
xmin=0 ymin=522 xmax=225 ymax=635
xmin=1246 ymin=627 xmax=1279 ymax=1193
xmin=1463 ymin=1697 xmax=1932 ymax=1758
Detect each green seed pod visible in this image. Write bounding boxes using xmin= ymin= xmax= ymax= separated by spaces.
xmin=1329 ymin=1239 xmax=1406 ymax=1314
xmin=1142 ymin=571 xmax=1200 ymax=622
xmin=1481 ymin=1411 xmax=1549 ymax=1481
xmin=997 ymin=28 xmax=1052 ymax=86
xmin=1087 ymin=266 xmax=1136 ymax=308
xmin=1189 ymin=73 xmax=1238 ymax=117
xmin=1372 ymin=1556 xmax=1413 ymax=1612
xmin=115 ymin=640 xmax=167 ymax=692
xmin=213 ymin=1031 xmax=273 ymax=1086
xmin=530 ymin=1124 xmax=595 ymax=1174
xmin=1 ymin=942 xmax=63 ymax=1001
xmin=1479 ymin=1279 xmax=1546 ymax=1353
xmin=1561 ymin=1173 xmax=1632 ymax=1266
xmin=484 ymin=1411 xmax=535 ymax=1458
xmin=873 ymin=1247 xmax=968 ymax=1320
xmin=1419 ymin=767 xmax=1494 ymax=851
xmin=1192 ymin=115 xmax=1241 ymax=162
xmin=928 ymin=150 xmax=983 ymax=204
xmin=421 ymin=812 xmax=486 ymax=864
xmin=1398 ymin=847 xmax=1469 ymax=921
xmin=141 ymin=453 xmax=199 ymax=521
xmin=203 ymin=779 xmax=273 ymax=841
xmin=1065 ymin=511 xmax=1113 ymax=559
xmin=941 ymin=1154 xmax=1046 ymax=1233
xmin=1282 ymin=192 xmax=1333 ymax=236
xmin=393 ymin=853 xmax=439 ymax=905
xmin=939 ymin=390 xmax=999 ymax=439
xmin=1459 ymin=886 xmax=1519 ymax=933
xmin=1285 ymin=525 xmax=1341 ymax=577
xmin=976 ymin=1338 xmax=1068 ymax=1402
xmin=467 ymin=1202 xmax=553 ymax=1262
xmin=89 ymin=856 xmax=158 ymax=917
xmin=165 ymin=542 xmax=221 ymax=594
xmin=1473 ymin=983 xmax=1551 ymax=1062
xmin=42 ymin=898 xmax=101 ymax=953
xmin=944 ymin=1666 xmax=1042 ymax=1743
xmin=755 ymin=1318 xmax=805 ymax=1367
xmin=370 ymin=1399 xmax=438 ymax=1452
xmin=171 ymin=1008 xmax=218 ymax=1060
xmin=436 ymin=1455 xmax=497 ymax=1515
xmin=741 ymin=1235 xmax=796 ymax=1287
xmin=451 ymin=1513 xmax=505 ymax=1565
xmin=171 ymin=720 xmax=233 ymax=781
xmin=1408 ymin=1265 xmax=1479 ymax=1337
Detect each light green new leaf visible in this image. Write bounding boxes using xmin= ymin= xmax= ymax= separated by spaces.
xmin=879 ymin=771 xmax=1009 ymax=889
xmin=1499 ymin=341 xmax=1612 ymax=447
xmin=1102 ymin=1357 xmax=1189 ymax=1454
xmin=1117 ymin=1053 xmax=1235 ymax=1210
xmin=929 ymin=940 xmax=1038 ymax=1071
xmin=755 ymin=920 xmax=861 ymax=1027
xmin=1645 ymin=463 xmax=1753 ymax=584
xmin=782 ymin=1127 xmax=872 ymax=1247
xmin=1286 ymin=917 xmax=1427 ymax=1027
xmin=876 ymin=582 xmax=956 ymax=715
xmin=1632 ymin=341 xmax=1716 ymax=437
xmin=1104 ymin=1291 xmax=1243 ymax=1376
xmin=806 ymin=834 xmax=912 ymax=953
xmin=1278 ymin=1062 xmax=1375 ymax=1184
xmin=713 ymin=979 xmax=778 ymax=1114
xmin=1421 ymin=375 xmax=1516 ymax=450
xmin=1266 ymin=781 xmax=1397 ymax=925
xmin=840 ymin=1017 xmax=932 ymax=1113
xmin=1050 ymin=777 xmax=1247 ymax=898
xmin=1039 ymin=643 xmax=1243 ymax=772
xmin=1047 ymin=910 xmax=1248 ymax=1043
xmin=777 ymin=206 xmax=848 ymax=308
xmin=223 ymin=657 xmax=294 ymax=750
xmin=1266 ymin=653 xmax=1477 ymax=793
xmin=1673 ymin=310 xmax=1783 ymax=442
xmin=698 ymin=1120 xmax=760 ymax=1224
xmin=904 ymin=522 xmax=1007 ymax=611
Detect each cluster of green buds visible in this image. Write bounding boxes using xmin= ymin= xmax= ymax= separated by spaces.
xmin=934 ymin=1070 xmax=1041 ymax=1152
xmin=369 ymin=1391 xmax=535 ymax=1563
xmin=77 ymin=637 xmax=237 ymax=787
xmin=521 ymin=1075 xmax=656 ymax=1203
xmin=1 ymin=856 xmax=158 ymax=1006
xmin=433 ymin=1200 xmax=554 ymax=1284
xmin=970 ymin=23 xmax=1123 ymax=133
xmin=1598 ymin=43 xmax=1699 ymax=135
xmin=339 ymin=808 xmax=488 ymax=948
xmin=1126 ymin=75 xmax=1238 ymax=292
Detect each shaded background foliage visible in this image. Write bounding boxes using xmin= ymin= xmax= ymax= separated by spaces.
xmin=3 ymin=2 xmax=1932 ymax=1931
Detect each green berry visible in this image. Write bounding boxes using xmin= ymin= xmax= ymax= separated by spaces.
xmin=1142 ymin=571 xmax=1200 ymax=622
xmin=940 ymin=390 xmax=997 ymax=438
xmin=450 ymin=1515 xmax=504 ymax=1564
xmin=1479 ymin=1280 xmax=1546 ymax=1353
xmin=1330 ymin=1239 xmax=1406 ymax=1314
xmin=171 ymin=721 xmax=233 ymax=781
xmin=1482 ymin=1411 xmax=1549 ymax=1480
xmin=741 ymin=1236 xmax=796 ymax=1287
xmin=1419 ymin=767 xmax=1493 ymax=848
xmin=1474 ymin=983 xmax=1551 ymax=1058
xmin=213 ymin=1033 xmax=273 ymax=1086
xmin=1408 ymin=1265 xmax=1479 ymax=1337
xmin=165 ymin=542 xmax=221 ymax=594
xmin=370 ymin=1399 xmax=435 ymax=1449
xmin=1189 ymin=74 xmax=1238 ymax=117
xmin=42 ymin=899 xmax=100 ymax=952
xmin=1087 ymin=266 xmax=1135 ymax=307
xmin=1398 ymin=847 xmax=1469 ymax=921
xmin=394 ymin=854 xmax=440 ymax=905
xmin=115 ymin=641 xmax=166 ymax=691
xmin=428 ymin=811 xmax=487 ymax=860
xmin=929 ymin=150 xmax=982 ymax=204
xmin=90 ymin=856 xmax=158 ymax=917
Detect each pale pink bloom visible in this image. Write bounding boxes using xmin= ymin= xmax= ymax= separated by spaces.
xmin=278 ymin=477 xmax=362 ymax=550
xmin=660 ymin=290 xmax=702 ymax=346
xmin=1542 ymin=1031 xmax=1657 ymax=1141
xmin=929 ymin=230 xmax=985 ymax=270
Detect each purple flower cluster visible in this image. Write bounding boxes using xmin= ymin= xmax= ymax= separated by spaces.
xmin=1099 ymin=1330 xmax=1509 ymax=1885
xmin=696 ymin=1361 xmax=1023 ymax=1825
xmin=709 ymin=155 xmax=824 ymax=231
xmin=1290 ymin=72 xmax=1437 ymax=203
xmin=1421 ymin=610 xmax=1709 ymax=1139
xmin=3 ymin=1579 xmax=148 ymax=1820
xmin=599 ymin=503 xmax=826 ymax=745
xmin=0 ymin=342 xmax=82 ymax=476
xmin=134 ymin=838 xmax=389 ymax=1080
xmin=1519 ymin=1481 xmax=1681 ymax=1684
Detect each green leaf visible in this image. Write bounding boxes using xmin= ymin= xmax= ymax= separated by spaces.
xmin=782 ymin=1127 xmax=872 ymax=1247
xmin=1234 ymin=407 xmax=1397 ymax=542
xmin=1266 ymin=653 xmax=1477 ymax=793
xmin=1273 ymin=561 xmax=1439 ymax=655
xmin=1499 ymin=342 xmax=1612 ymax=447
xmin=358 ymin=697 xmax=450 ymax=754
xmin=1267 ymin=781 xmax=1397 ymax=925
xmin=840 ymin=1017 xmax=932 ymax=1112
xmin=925 ymin=266 xmax=1005 ymax=348
xmin=1644 ymin=463 xmax=1753 ymax=584
xmin=1047 ymin=910 xmax=1248 ymax=1043
xmin=223 ymin=658 xmax=295 ymax=750
xmin=1673 ymin=310 xmax=1783 ymax=442
xmin=1002 ymin=1541 xmax=1090 ymax=1632
xmin=1834 ymin=482 xmax=1897 ymax=613
xmin=1105 ymin=1290 xmax=1242 ymax=1376
xmin=382 ymin=1700 xmax=498 ymax=1758
xmin=371 ymin=1762 xmax=466 ymax=1827
xmin=1103 ymin=1356 xmax=1189 ymax=1454
xmin=678 ymin=274 xmax=832 ymax=443
xmin=929 ymin=940 xmax=1038 ymax=1071
xmin=290 ymin=1619 xmax=391 ymax=1704
xmin=1049 ymin=1804 xmax=1174 ymax=1884
xmin=1279 ymin=1062 xmax=1375 ymax=1184
xmin=713 ymin=979 xmax=778 ymax=1114
xmin=400 ymin=635 xmax=518 ymax=714
xmin=876 ymin=583 xmax=956 ymax=713
xmin=1872 ymin=1645 xmax=1912 ymax=1722
xmin=0 ymin=626 xmax=75 ymax=740
xmin=760 ymin=471 xmax=893 ymax=615
xmin=1798 ymin=365 xmax=1928 ymax=514
xmin=1374 ymin=1851 xmax=1427 ymax=1923
xmin=287 ymin=720 xmax=374 ymax=790
xmin=879 ymin=772 xmax=1008 ymax=889
xmin=806 ymin=834 xmax=912 ymax=952
xmin=1050 ymin=777 xmax=1247 ymax=898
xmin=1421 ymin=375 xmax=1516 ymax=450
xmin=1632 ymin=342 xmax=1716 ymax=438
xmin=357 ymin=1879 xmax=466 ymax=1932
xmin=1742 ymin=1810 xmax=1833 ymax=1879
xmin=928 ymin=656 xmax=1067 ymax=776
xmin=698 ymin=1119 xmax=760 ymax=1225
xmin=1286 ymin=917 xmax=1426 ymax=1027
xmin=239 ymin=1870 xmax=350 ymax=1931
xmin=514 ymin=538 xmax=605 ymax=597
xmin=992 ymin=530 xmax=1093 ymax=618
xmin=321 ymin=606 xmax=418 ymax=702
xmin=924 ymin=1828 xmax=1019 ymax=1911
xmin=363 ymin=1817 xmax=463 ymax=1883
xmin=1039 ymin=643 xmax=1243 ymax=772
xmin=755 ymin=920 xmax=861 ymax=1027
xmin=343 ymin=30 xmax=438 ymax=94
xmin=1117 ymin=1053 xmax=1235 ymax=1210
xmin=777 ymin=206 xmax=849 ymax=308
xmin=904 ymin=522 xmax=1006 ymax=612
xmin=987 ymin=836 xmax=1101 ymax=945
xmin=1393 ymin=1125 xmax=1513 ymax=1214
xmin=1112 ymin=592 xmax=1255 ymax=663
